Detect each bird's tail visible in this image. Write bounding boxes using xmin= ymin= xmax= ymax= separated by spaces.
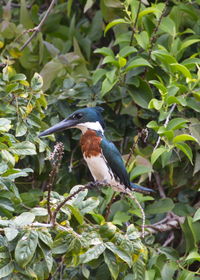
xmin=130 ymin=183 xmax=155 ymax=194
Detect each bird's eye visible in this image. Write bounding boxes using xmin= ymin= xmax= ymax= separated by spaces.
xmin=72 ymin=113 xmax=83 ymax=120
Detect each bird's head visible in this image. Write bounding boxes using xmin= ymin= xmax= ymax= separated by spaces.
xmin=39 ymin=107 xmax=105 ymax=137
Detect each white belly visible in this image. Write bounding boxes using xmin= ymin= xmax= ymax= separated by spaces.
xmin=84 ymin=155 xmax=125 ymax=192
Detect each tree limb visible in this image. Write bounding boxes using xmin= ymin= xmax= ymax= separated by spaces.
xmin=20 ymin=0 xmax=57 ymax=51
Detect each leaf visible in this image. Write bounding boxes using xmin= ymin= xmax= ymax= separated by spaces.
xmin=167 ymin=118 xmax=188 ymax=130
xmin=151 ymin=147 xmax=167 ymax=165
xmin=20 ymin=0 xmax=33 ymax=29
xmin=193 ymin=208 xmax=200 ymax=222
xmin=38 ymin=231 xmax=53 ymax=248
xmin=104 ymin=19 xmax=128 ymax=35
xmin=16 ymin=121 xmax=27 ymax=137
xmin=101 ymin=77 xmax=117 ymax=97
xmin=4 ymin=227 xmax=19 ymax=241
xmin=30 ymin=207 xmax=48 ymax=216
xmin=65 ymin=204 xmax=84 ymax=224
xmin=119 ymin=46 xmax=137 ymax=58
xmin=0 ymin=118 xmax=11 ymax=132
xmin=31 ymin=73 xmax=43 ymax=91
xmin=79 ymin=197 xmax=99 ymax=214
xmin=179 ymin=39 xmax=200 ymax=52
xmin=175 ymin=143 xmax=193 ymax=164
xmin=0 ymin=262 xmax=14 ymax=278
xmin=14 ymin=212 xmax=35 ymax=226
xmin=130 ymin=165 xmax=153 ymax=180
xmin=79 ymin=243 xmax=106 ymax=263
xmin=112 ymin=211 xmax=130 ymax=226
xmin=126 ymin=57 xmax=152 ymax=71
xmin=148 ymin=98 xmax=163 ymax=110
xmin=104 ymin=251 xmax=119 ymax=280
xmin=94 ymin=47 xmax=114 ymax=57
xmin=146 ymin=198 xmax=174 ymax=214
xmin=15 ymin=230 xmax=38 ymax=267
xmin=9 ymin=141 xmax=36 ymax=155
xmin=185 ymin=251 xmax=200 ymax=261
xmin=105 ymin=242 xmax=132 ymax=267
xmin=173 ymin=134 xmax=198 ymax=144
xmin=170 ymin=63 xmax=192 ymax=79
xmin=181 ymin=217 xmax=197 ymax=253
xmin=128 ymin=79 xmax=153 ymax=109
xmin=1 ymin=150 xmax=15 ymax=166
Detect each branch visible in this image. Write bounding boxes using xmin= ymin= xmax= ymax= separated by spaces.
xmin=130 ymin=0 xmax=142 ymax=45
xmin=148 ymin=0 xmax=169 ymax=58
xmin=51 ymin=182 xmax=100 ymax=226
xmin=154 ymin=103 xmax=176 ymax=150
xmin=46 ymin=142 xmax=64 ymax=222
xmin=20 ymin=0 xmax=57 ymax=51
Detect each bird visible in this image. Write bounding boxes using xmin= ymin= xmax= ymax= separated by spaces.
xmin=39 ymin=107 xmax=154 ymax=194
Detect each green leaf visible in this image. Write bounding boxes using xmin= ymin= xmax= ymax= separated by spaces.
xmin=92 ymin=69 xmax=106 ymax=85
xmin=4 ymin=227 xmax=19 ymax=241
xmin=146 ymin=198 xmax=174 ymax=214
xmin=179 ymin=39 xmax=200 ymax=52
xmin=79 ymin=197 xmax=99 ymax=214
xmin=0 ymin=118 xmax=11 ymax=132
xmin=175 ymin=142 xmax=193 ymax=164
xmin=94 ymin=47 xmax=114 ymax=57
xmin=15 ymin=230 xmax=38 ymax=267
xmin=14 ymin=212 xmax=35 ymax=226
xmin=9 ymin=141 xmax=36 ymax=155
xmin=20 ymin=0 xmax=33 ymax=29
xmin=170 ymin=63 xmax=192 ymax=79
xmin=31 ymin=73 xmax=43 ymax=91
xmin=1 ymin=150 xmax=15 ymax=166
xmin=104 ymin=19 xmax=128 ymax=35
xmin=38 ymin=231 xmax=53 ymax=248
xmin=167 ymin=118 xmax=188 ymax=130
xmin=112 ymin=211 xmax=130 ymax=226
xmin=173 ymin=134 xmax=198 ymax=144
xmin=126 ymin=57 xmax=152 ymax=71
xmin=128 ymin=79 xmax=153 ymax=109
xmin=101 ymin=77 xmax=117 ymax=97
xmin=130 ymin=165 xmax=153 ymax=180
xmin=65 ymin=204 xmax=84 ymax=224
xmin=148 ymin=98 xmax=163 ymax=110
xmin=193 ymin=208 xmax=200 ymax=222
xmin=79 ymin=243 xmax=106 ymax=263
xmin=16 ymin=121 xmax=27 ymax=137
xmin=134 ymin=31 xmax=149 ymax=50
xmin=181 ymin=217 xmax=197 ymax=253
xmin=160 ymin=17 xmax=176 ymax=36
xmin=119 ymin=46 xmax=137 ymax=58
xmin=105 ymin=242 xmax=132 ymax=267
xmin=185 ymin=251 xmax=200 ymax=261
xmin=104 ymin=251 xmax=119 ymax=280
xmin=0 ymin=262 xmax=14 ymax=278
xmin=151 ymin=147 xmax=167 ymax=165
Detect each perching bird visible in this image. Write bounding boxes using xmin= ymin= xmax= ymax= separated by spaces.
xmin=39 ymin=107 xmax=153 ymax=194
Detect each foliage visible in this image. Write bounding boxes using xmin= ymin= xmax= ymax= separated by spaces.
xmin=0 ymin=0 xmax=200 ymax=279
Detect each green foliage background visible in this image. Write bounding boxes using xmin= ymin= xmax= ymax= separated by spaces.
xmin=0 ymin=0 xmax=200 ymax=279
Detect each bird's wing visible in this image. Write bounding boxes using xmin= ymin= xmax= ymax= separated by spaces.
xmin=100 ymin=137 xmax=131 ymax=189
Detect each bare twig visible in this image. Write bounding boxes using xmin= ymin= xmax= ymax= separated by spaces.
xmin=20 ymin=0 xmax=57 ymax=51
xmin=154 ymin=103 xmax=176 ymax=150
xmin=148 ymin=0 xmax=169 ymax=58
xmin=51 ymin=182 xmax=97 ymax=226
xmin=126 ymin=189 xmax=145 ymax=238
xmin=126 ymin=129 xmax=147 ymax=167
xmin=47 ymin=142 xmax=64 ymax=222
xmin=130 ymin=0 xmax=142 ymax=45
xmin=154 ymin=172 xmax=166 ymax=198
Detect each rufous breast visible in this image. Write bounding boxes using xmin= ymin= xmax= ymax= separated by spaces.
xmin=80 ymin=130 xmax=102 ymax=158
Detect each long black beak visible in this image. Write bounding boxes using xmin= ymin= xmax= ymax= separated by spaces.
xmin=39 ymin=119 xmax=78 ymax=137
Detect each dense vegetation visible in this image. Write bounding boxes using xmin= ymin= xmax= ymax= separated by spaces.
xmin=0 ymin=0 xmax=200 ymax=279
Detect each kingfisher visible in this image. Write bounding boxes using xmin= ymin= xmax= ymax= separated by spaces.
xmin=39 ymin=107 xmax=153 ymax=194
